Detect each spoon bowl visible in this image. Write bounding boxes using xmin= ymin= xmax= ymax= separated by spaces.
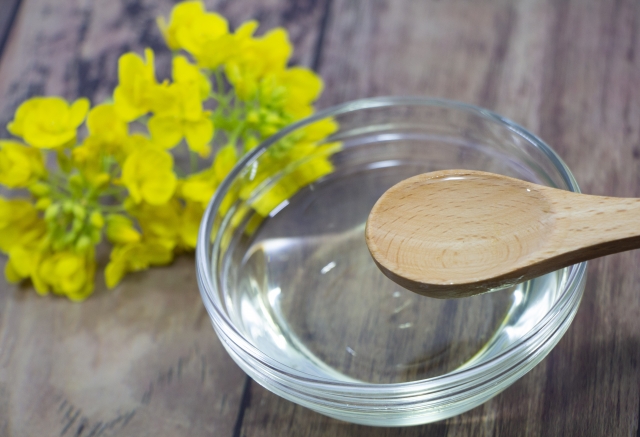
xmin=366 ymin=169 xmax=640 ymax=298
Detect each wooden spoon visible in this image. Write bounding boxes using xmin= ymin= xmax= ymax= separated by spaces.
xmin=365 ymin=169 xmax=640 ymax=299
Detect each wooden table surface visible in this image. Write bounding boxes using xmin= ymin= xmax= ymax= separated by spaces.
xmin=1 ymin=0 xmax=640 ymax=435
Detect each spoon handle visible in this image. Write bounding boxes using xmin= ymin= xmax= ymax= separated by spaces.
xmin=537 ymin=189 xmax=640 ymax=267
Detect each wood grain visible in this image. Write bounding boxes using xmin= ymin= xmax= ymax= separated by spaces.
xmin=2 ymin=0 xmax=640 ymax=435
xmin=0 ymin=0 xmax=328 ymax=436
xmin=0 ymin=0 xmax=21 ymax=60
xmin=0 ymin=0 xmax=328 ymax=131
xmin=237 ymin=0 xmax=640 ymax=436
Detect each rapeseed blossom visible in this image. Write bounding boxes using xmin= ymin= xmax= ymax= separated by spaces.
xmin=8 ymin=97 xmax=89 ymax=148
xmin=0 ymin=1 xmax=338 ymax=300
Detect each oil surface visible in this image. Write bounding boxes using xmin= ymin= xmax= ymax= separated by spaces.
xmin=228 ymin=163 xmax=564 ymax=383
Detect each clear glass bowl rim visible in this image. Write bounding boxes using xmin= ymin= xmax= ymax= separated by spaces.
xmin=196 ymin=96 xmax=587 ymax=397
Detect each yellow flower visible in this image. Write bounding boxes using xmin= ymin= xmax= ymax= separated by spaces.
xmin=85 ymin=103 xmax=129 ymax=154
xmin=5 ymin=245 xmax=47 ymax=294
xmin=109 ymin=199 xmax=181 ymax=287
xmin=69 ymin=144 xmax=111 ymax=188
xmin=148 ymin=82 xmax=214 ymax=156
xmin=225 ymin=26 xmax=292 ymax=100
xmin=105 ymin=239 xmax=174 ymax=289
xmin=249 ymin=173 xmax=300 ymax=217
xmin=38 ymin=250 xmax=96 ymax=301
xmin=290 ymin=151 xmax=335 ymax=187
xmin=121 ymin=148 xmax=177 ymax=205
xmin=106 ymin=214 xmax=141 ymax=244
xmin=88 ymin=103 xmax=128 ymax=138
xmin=0 ymin=140 xmax=46 ymax=188
xmin=73 ymin=104 xmax=130 ymax=176
xmin=0 ymin=198 xmax=46 ymax=253
xmin=127 ymin=199 xmax=181 ymax=250
xmin=179 ymin=167 xmax=218 ymax=207
xmin=302 ymin=118 xmax=339 ymax=142
xmin=157 ymin=1 xmax=205 ymax=50
xmin=196 ymin=20 xmax=256 ymax=70
xmin=113 ymin=49 xmax=158 ymax=121
xmin=267 ymin=67 xmax=323 ymax=118
xmin=237 ymin=139 xmax=340 ymax=217
xmin=179 ymin=200 xmax=204 ymax=249
xmin=173 ymin=55 xmax=211 ymax=100
xmin=179 ymin=143 xmax=237 ymax=209
xmin=213 ymin=143 xmax=238 ymax=182
xmin=157 ymin=1 xmax=228 ymax=61
xmin=123 ymin=133 xmax=162 ymax=152
xmin=7 ymin=97 xmax=89 ymax=148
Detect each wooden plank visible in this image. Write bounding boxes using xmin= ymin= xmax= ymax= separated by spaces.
xmin=0 ymin=0 xmax=326 ymax=129
xmin=0 ymin=0 xmax=21 ymax=60
xmin=0 ymin=0 xmax=328 ymax=436
xmin=237 ymin=0 xmax=640 ymax=436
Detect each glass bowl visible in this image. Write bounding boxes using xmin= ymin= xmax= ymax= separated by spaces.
xmin=196 ymin=97 xmax=586 ymax=426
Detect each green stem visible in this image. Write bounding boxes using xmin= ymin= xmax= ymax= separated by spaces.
xmin=99 ymin=205 xmax=126 ymax=213
xmin=214 ymin=68 xmax=226 ymax=99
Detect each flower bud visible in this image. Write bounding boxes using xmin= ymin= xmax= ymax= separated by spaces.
xmin=265 ymin=112 xmax=281 ymax=125
xmin=246 ymin=110 xmax=259 ymax=124
xmin=35 ymin=197 xmax=52 ymax=210
xmin=92 ymin=173 xmax=110 ymax=189
xmin=45 ymin=203 xmax=61 ymax=221
xmin=90 ymin=228 xmax=102 ymax=244
xmin=29 ymin=182 xmax=51 ymax=197
xmin=71 ymin=216 xmax=84 ymax=233
xmin=260 ymin=125 xmax=278 ymax=138
xmin=75 ymin=235 xmax=92 ymax=252
xmin=61 ymin=231 xmax=77 ymax=246
xmin=72 ymin=204 xmax=86 ymax=220
xmin=69 ymin=173 xmax=83 ymax=190
xmin=89 ymin=211 xmax=104 ymax=229
xmin=62 ymin=200 xmax=74 ymax=213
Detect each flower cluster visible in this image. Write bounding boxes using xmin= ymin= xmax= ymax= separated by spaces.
xmin=0 ymin=1 xmax=337 ymax=301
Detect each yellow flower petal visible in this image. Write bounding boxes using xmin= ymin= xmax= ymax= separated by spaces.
xmin=37 ymin=250 xmax=95 ymax=299
xmin=259 ymin=28 xmax=292 ymax=72
xmin=122 ymin=148 xmax=177 ymax=205
xmin=173 ymin=55 xmax=211 ymax=100
xmin=105 ymin=238 xmax=175 ymax=289
xmin=251 ymin=174 xmax=299 ymax=217
xmin=277 ymin=67 xmax=323 ymax=117
xmin=236 ymin=20 xmax=259 ymax=39
xmin=157 ymin=1 xmax=207 ymax=51
xmin=180 ymin=201 xmax=204 ymax=249
xmin=184 ymin=117 xmax=213 ymax=156
xmin=176 ymin=10 xmax=228 ymax=59
xmin=10 ymin=97 xmax=88 ymax=148
xmin=7 ymin=99 xmax=39 ymax=138
xmin=69 ymin=98 xmax=90 ymax=128
xmin=4 ymin=259 xmax=22 ymax=283
xmin=141 ymin=173 xmax=178 ymax=205
xmin=213 ymin=144 xmax=238 ymax=183
xmin=113 ymin=49 xmax=157 ymax=121
xmin=105 ymin=257 xmax=126 ymax=289
xmin=0 ymin=140 xmax=46 ymax=188
xmin=148 ymin=115 xmax=183 ymax=149
xmin=87 ymin=104 xmax=128 ymax=137
xmin=180 ymin=167 xmax=217 ymax=205
xmin=302 ymin=118 xmax=339 ymax=142
xmin=106 ymin=214 xmax=141 ymax=244
xmin=0 ymin=198 xmax=46 ymax=253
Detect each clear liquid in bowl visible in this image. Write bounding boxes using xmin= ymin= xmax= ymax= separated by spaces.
xmin=224 ymin=136 xmax=567 ymax=384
